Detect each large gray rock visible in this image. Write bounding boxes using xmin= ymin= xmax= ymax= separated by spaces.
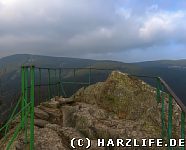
xmin=34 ymin=119 xmax=49 ymax=128
xmin=41 ymin=98 xmax=60 ymax=109
xmin=37 ymin=105 xmax=63 ymax=125
xmin=34 ymin=108 xmax=49 ymax=120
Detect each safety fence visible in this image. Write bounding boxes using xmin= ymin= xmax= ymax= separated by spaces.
xmin=0 ymin=65 xmax=185 ymax=150
xmin=130 ymin=74 xmax=185 ymax=150
xmin=0 ymin=65 xmax=113 ymax=149
xmin=0 ymin=66 xmax=35 ymax=149
xmin=157 ymin=77 xmax=185 ymax=150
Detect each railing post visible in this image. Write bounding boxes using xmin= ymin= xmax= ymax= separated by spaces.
xmin=24 ymin=67 xmax=28 ymax=143
xmin=156 ymin=77 xmax=161 ymax=103
xmin=48 ymin=69 xmax=51 ymax=99
xmin=181 ymin=111 xmax=185 ymax=150
xmin=55 ymin=69 xmax=57 ymax=96
xmin=167 ymin=94 xmax=173 ymax=150
xmin=89 ymin=67 xmax=91 ymax=85
xmin=21 ymin=66 xmax=25 ymax=129
xmin=38 ymin=68 xmax=41 ymax=103
xmin=30 ymin=66 xmax=35 ymax=150
xmin=56 ymin=69 xmax=60 ymax=96
xmin=160 ymin=83 xmax=165 ymax=139
xmin=60 ymin=68 xmax=66 ymax=97
xmin=59 ymin=69 xmax=62 ymax=96
xmin=57 ymin=81 xmax=60 ymax=97
xmin=74 ymin=68 xmax=76 ymax=77
xmin=73 ymin=68 xmax=75 ymax=97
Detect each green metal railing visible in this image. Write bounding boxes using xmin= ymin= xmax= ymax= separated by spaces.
xmin=0 ymin=66 xmax=112 ymax=149
xmin=0 ymin=66 xmax=185 ymax=150
xmin=158 ymin=77 xmax=186 ymax=150
xmin=0 ymin=66 xmax=35 ymax=149
xmin=131 ymin=74 xmax=186 ymax=150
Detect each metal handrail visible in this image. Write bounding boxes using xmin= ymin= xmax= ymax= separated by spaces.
xmin=130 ymin=74 xmax=186 ymax=113
xmin=159 ymin=77 xmax=186 ymax=113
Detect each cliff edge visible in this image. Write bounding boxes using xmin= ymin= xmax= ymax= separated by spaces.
xmin=0 ymin=71 xmax=182 ymax=150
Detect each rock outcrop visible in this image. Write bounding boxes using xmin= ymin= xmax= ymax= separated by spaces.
xmin=0 ymin=71 xmax=182 ymax=150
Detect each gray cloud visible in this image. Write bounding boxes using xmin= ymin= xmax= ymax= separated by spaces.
xmin=0 ymin=0 xmax=186 ymax=62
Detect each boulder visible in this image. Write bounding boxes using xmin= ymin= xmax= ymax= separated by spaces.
xmin=34 ymin=119 xmax=49 ymax=128
xmin=34 ymin=108 xmax=49 ymax=120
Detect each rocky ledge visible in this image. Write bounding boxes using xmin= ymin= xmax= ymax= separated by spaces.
xmin=0 ymin=71 xmax=182 ymax=150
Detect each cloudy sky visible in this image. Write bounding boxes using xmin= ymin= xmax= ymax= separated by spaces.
xmin=0 ymin=0 xmax=186 ymax=62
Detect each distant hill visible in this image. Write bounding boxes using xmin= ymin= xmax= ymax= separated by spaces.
xmin=134 ymin=59 xmax=186 ymax=68
xmin=0 ymin=54 xmax=186 ymax=121
xmin=132 ymin=59 xmax=186 ymax=103
xmin=0 ymin=54 xmax=135 ymax=121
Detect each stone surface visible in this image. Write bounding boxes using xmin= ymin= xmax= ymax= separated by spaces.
xmin=34 ymin=127 xmax=68 ymax=150
xmin=34 ymin=119 xmax=49 ymax=128
xmin=41 ymin=100 xmax=60 ymax=109
xmin=34 ymin=107 xmax=49 ymax=120
xmin=0 ymin=71 xmax=182 ymax=150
